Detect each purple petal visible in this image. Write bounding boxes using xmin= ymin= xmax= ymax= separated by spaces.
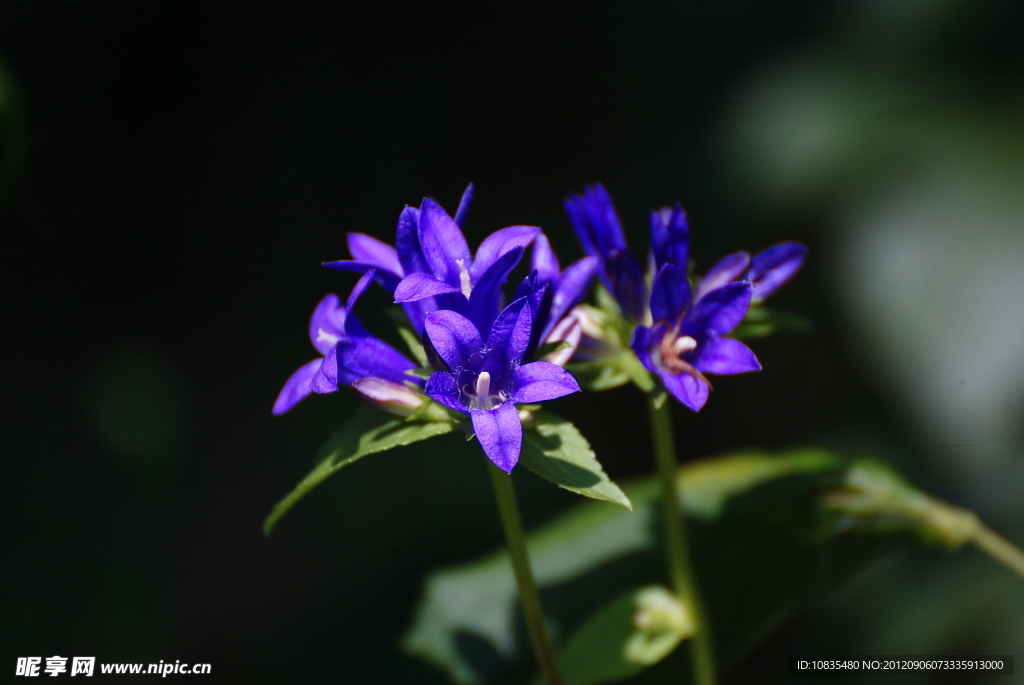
xmin=394 ymin=272 xmax=463 ymax=303
xmin=693 ymin=337 xmax=761 ymax=375
xmin=418 ymin=197 xmax=471 ymax=286
xmin=487 ymin=297 xmax=533 ymax=366
xmin=688 ymin=282 xmax=751 ymax=336
xmin=565 ymin=183 xmax=628 ymax=258
xmin=396 ymin=206 xmax=430 ymax=275
xmin=272 ymin=358 xmax=323 ymax=414
xmin=322 ymin=260 xmax=402 ymax=292
xmin=547 ymin=256 xmax=598 ymax=338
xmin=425 ymin=371 xmax=467 ymax=414
xmin=467 ymin=246 xmax=526 ymax=336
xmin=310 ymin=345 xmax=340 ymax=394
xmin=335 ymin=337 xmax=418 ymax=386
xmin=606 ymin=249 xmax=647 ymax=320
xmin=748 ymin=242 xmax=806 ymax=300
xmin=662 ymin=371 xmax=709 ymax=412
xmin=513 ymin=362 xmax=581 ymax=402
xmin=424 ymin=309 xmax=482 ymax=371
xmin=453 ymin=183 xmax=474 ymax=228
xmin=531 ymin=233 xmax=561 ymax=283
xmin=649 ymin=264 xmax=691 ymax=324
xmin=471 ymin=403 xmax=523 ymax=473
xmin=308 ymin=294 xmax=347 ymax=356
xmin=630 ymin=324 xmax=661 ymax=375
xmin=344 ymin=270 xmax=376 ymax=313
xmin=697 ymin=251 xmax=750 ymax=301
xmin=472 ymin=226 xmax=540 ymax=279
xmin=347 ymin=233 xmax=404 ymax=276
xmin=650 ymin=205 xmax=689 ymax=269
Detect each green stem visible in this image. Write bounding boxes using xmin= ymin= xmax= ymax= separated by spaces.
xmin=972 ymin=523 xmax=1024 ymax=580
xmin=488 ymin=463 xmax=563 ymax=685
xmin=647 ymin=398 xmax=716 ymax=685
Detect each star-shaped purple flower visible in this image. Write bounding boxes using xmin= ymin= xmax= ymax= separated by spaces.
xmin=322 ymin=185 xmax=478 ymax=333
xmin=393 ymin=198 xmax=541 ymax=337
xmin=630 ymin=265 xmax=760 ymax=411
xmin=273 ymin=271 xmax=420 ymax=415
xmin=422 ymin=298 xmax=581 ymax=472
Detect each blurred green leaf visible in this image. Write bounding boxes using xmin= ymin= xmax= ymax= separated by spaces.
xmin=531 ymin=340 xmax=572 ymax=361
xmin=536 ymin=585 xmax=693 ymax=685
xmin=732 ymin=306 xmax=812 ymax=340
xmin=519 ymin=411 xmax=630 ymax=509
xmin=264 ymin=405 xmax=454 ymax=535
xmin=403 ymin=448 xmax=990 ymax=684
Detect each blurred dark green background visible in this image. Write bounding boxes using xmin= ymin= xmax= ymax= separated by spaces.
xmin=3 ymin=1 xmax=1023 ymax=683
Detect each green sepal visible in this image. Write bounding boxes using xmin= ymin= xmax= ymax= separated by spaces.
xmin=519 ymin=410 xmax=631 ymax=509
xmin=263 ymin=405 xmax=454 ymax=535
xmin=404 ymin=367 xmax=433 ymax=380
xmin=732 ymin=306 xmax=812 ymax=339
xmin=531 ymin=339 xmax=572 ymax=361
xmin=397 ymin=326 xmax=430 ymax=367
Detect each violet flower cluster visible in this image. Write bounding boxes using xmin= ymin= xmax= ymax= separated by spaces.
xmin=274 ymin=182 xmax=805 ymax=472
xmin=274 ymin=186 xmax=593 ymax=473
xmin=564 ymin=183 xmax=806 ymax=411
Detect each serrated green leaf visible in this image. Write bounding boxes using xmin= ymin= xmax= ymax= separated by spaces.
xmin=402 ymin=448 xmax=1000 ymax=685
xmin=519 ymin=411 xmax=631 ymax=509
xmin=264 ymin=405 xmax=454 ymax=535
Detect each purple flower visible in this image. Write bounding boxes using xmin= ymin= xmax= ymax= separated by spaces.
xmin=529 ymin=233 xmax=599 ymax=343
xmin=565 ymin=184 xmax=646 ymax=320
xmin=393 ymin=199 xmax=541 ymax=337
xmin=323 ymin=185 xmax=482 ymax=332
xmin=272 ymin=271 xmax=420 ymax=415
xmin=630 ymin=265 xmax=761 ymax=411
xmin=423 ymin=298 xmax=581 ymax=472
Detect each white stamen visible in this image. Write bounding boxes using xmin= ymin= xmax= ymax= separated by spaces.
xmin=316 ymin=328 xmax=341 ymax=346
xmin=672 ymin=335 xmax=697 ymax=355
xmin=475 ymin=371 xmax=491 ymax=400
xmin=457 ymin=259 xmax=473 ymax=298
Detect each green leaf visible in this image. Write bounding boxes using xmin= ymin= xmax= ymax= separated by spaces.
xmin=531 ymin=339 xmax=572 ymax=361
xmin=264 ymin=405 xmax=454 ymax=535
xmin=397 ymin=326 xmax=430 ymax=367
xmin=519 ymin=411 xmax=631 ymax=509
xmin=534 ymin=585 xmax=694 ymax=685
xmin=403 ymin=448 xmax=994 ymax=684
xmin=565 ymin=360 xmax=631 ymax=392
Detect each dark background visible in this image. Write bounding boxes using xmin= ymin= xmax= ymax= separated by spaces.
xmin=3 ymin=2 xmax=1023 ymax=683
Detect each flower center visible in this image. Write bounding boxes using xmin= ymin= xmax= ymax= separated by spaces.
xmin=465 ymin=371 xmax=508 ymax=411
xmin=658 ymin=332 xmax=698 ymax=376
